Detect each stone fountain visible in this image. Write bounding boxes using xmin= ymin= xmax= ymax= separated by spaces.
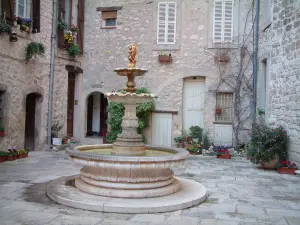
xmin=47 ymin=44 xmax=207 ymax=213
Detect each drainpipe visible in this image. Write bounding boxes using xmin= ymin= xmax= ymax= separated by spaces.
xmin=252 ymin=0 xmax=260 ymax=125
xmin=47 ymin=0 xmax=58 ymax=145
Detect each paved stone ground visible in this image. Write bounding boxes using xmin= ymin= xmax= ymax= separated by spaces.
xmin=0 ymin=151 xmax=299 ymax=225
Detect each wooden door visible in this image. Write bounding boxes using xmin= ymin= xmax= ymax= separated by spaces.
xmin=183 ymin=80 xmax=205 ymax=131
xmin=25 ymin=94 xmax=36 ymax=151
xmin=86 ymin=94 xmax=93 ymax=136
xmin=100 ymin=93 xmax=108 ymax=136
xmin=67 ymin=73 xmax=75 ymax=137
xmin=151 ymin=113 xmax=172 ymax=147
xmin=214 ymin=124 xmax=233 ymax=146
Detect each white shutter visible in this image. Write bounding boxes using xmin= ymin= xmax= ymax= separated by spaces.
xmin=213 ymin=1 xmax=223 ymax=43
xmin=213 ymin=0 xmax=233 ymax=43
xmin=223 ymin=0 xmax=233 ymax=42
xmin=157 ymin=2 xmax=176 ymax=44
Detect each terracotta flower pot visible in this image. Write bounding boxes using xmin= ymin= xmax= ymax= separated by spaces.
xmin=217 ymin=154 xmax=231 ymax=159
xmin=158 ymin=55 xmax=172 ymax=62
xmin=260 ymin=155 xmax=279 ymax=170
xmin=215 ymin=108 xmax=222 ymax=114
xmin=0 ymin=131 xmax=5 ymax=137
xmin=177 ymin=142 xmax=185 ymax=148
xmin=6 ymin=156 xmax=15 ymax=161
xmin=277 ymin=167 xmax=296 ymax=174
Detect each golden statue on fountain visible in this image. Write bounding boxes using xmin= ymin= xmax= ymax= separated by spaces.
xmin=128 ymin=44 xmax=137 ymax=68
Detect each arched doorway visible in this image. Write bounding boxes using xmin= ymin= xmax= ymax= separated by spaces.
xmin=86 ymin=92 xmax=108 ymax=137
xmin=24 ymin=93 xmax=42 ymax=151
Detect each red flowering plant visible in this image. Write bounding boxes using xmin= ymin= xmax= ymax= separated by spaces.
xmin=70 ymin=24 xmax=79 ymax=33
xmin=248 ymin=124 xmax=288 ymax=165
xmin=278 ymin=161 xmax=298 ymax=169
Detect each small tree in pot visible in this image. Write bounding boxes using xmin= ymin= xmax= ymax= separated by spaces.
xmin=51 ymin=121 xmax=64 ymax=145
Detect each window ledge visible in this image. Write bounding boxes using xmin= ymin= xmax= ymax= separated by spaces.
xmin=101 ymin=26 xmax=117 ymax=29
xmin=207 ymin=42 xmax=238 ymax=49
xmin=213 ymin=121 xmax=232 ymax=125
xmin=152 ymin=109 xmax=178 ymax=114
xmin=153 ymin=44 xmax=181 ymax=51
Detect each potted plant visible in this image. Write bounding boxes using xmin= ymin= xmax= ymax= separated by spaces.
xmin=0 ymin=151 xmax=7 ymax=163
xmin=51 ymin=121 xmax=64 ymax=146
xmin=277 ymin=161 xmax=298 ymax=174
xmin=158 ymin=52 xmax=172 ymax=62
xmin=174 ymin=136 xmax=184 ymax=148
xmin=215 ymin=107 xmax=222 ymax=115
xmin=67 ymin=43 xmax=81 ymax=57
xmin=189 ymin=126 xmax=203 ymax=143
xmin=63 ymin=136 xmax=71 ymax=144
xmin=24 ymin=148 xmax=29 ymax=157
xmin=248 ymin=124 xmax=288 ymax=169
xmin=6 ymin=149 xmax=17 ymax=161
xmin=20 ymin=18 xmax=32 ymax=33
xmin=214 ymin=54 xmax=230 ymax=63
xmin=0 ymin=22 xmax=11 ymax=35
xmin=25 ymin=42 xmax=45 ymax=63
xmin=217 ymin=149 xmax=231 ymax=159
xmin=0 ymin=125 xmax=5 ymax=137
xmin=188 ymin=143 xmax=202 ymax=155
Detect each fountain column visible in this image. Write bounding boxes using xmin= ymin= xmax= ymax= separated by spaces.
xmin=112 ymin=101 xmax=146 ymax=156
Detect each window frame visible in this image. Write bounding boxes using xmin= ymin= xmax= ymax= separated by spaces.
xmin=156 ymin=1 xmax=177 ymax=45
xmin=212 ymin=0 xmax=234 ymax=44
xmin=14 ymin=0 xmax=27 ymax=18
xmin=215 ymin=92 xmax=234 ymax=123
xmin=101 ymin=10 xmax=117 ymax=29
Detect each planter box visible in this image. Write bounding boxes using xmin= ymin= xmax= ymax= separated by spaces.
xmin=6 ymin=156 xmax=15 ymax=161
xmin=0 ymin=156 xmax=6 ymax=163
xmin=214 ymin=55 xmax=230 ymax=63
xmin=158 ymin=55 xmax=172 ymax=62
xmin=0 ymin=131 xmax=5 ymax=137
xmin=217 ymin=154 xmax=231 ymax=159
xmin=277 ymin=167 xmax=296 ymax=174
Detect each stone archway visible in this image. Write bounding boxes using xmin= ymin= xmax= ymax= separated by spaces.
xmin=22 ymin=85 xmax=44 ymax=151
xmin=86 ymin=92 xmax=108 ymax=137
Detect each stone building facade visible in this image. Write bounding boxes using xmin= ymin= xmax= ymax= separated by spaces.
xmin=0 ymin=0 xmax=83 ymax=151
xmin=81 ymin=0 xmax=253 ymax=147
xmin=257 ymin=0 xmax=300 ymax=163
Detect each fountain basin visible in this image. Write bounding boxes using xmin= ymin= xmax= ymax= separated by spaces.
xmin=66 ymin=145 xmax=190 ymax=198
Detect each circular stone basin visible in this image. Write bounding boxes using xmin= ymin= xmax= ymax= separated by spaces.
xmin=114 ymin=68 xmax=148 ymax=76
xmin=66 ymin=145 xmax=190 ymax=198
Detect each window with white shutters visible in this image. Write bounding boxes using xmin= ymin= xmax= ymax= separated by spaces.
xmin=213 ymin=0 xmax=233 ymax=43
xmin=157 ymin=2 xmax=176 ymax=44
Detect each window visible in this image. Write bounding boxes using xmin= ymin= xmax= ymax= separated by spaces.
xmin=157 ymin=2 xmax=176 ymax=44
xmin=215 ymin=93 xmax=233 ymax=122
xmin=101 ymin=11 xmax=117 ymax=28
xmin=259 ymin=59 xmax=267 ymax=110
xmin=14 ymin=0 xmax=27 ymax=18
xmin=261 ymin=0 xmax=271 ymax=30
xmin=213 ymin=0 xmax=233 ymax=43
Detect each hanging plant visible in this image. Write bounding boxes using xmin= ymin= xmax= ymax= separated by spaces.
xmin=57 ymin=20 xmax=69 ymax=31
xmin=25 ymin=42 xmax=45 ymax=62
xmin=67 ymin=43 xmax=81 ymax=57
xmin=0 ymin=23 xmax=11 ymax=34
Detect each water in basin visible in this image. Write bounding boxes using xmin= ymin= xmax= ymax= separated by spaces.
xmin=81 ymin=148 xmax=174 ymax=156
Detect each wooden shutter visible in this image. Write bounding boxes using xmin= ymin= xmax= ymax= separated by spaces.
xmin=32 ymin=0 xmax=40 ymax=33
xmin=58 ymin=0 xmax=66 ymax=48
xmin=77 ymin=0 xmax=85 ymax=53
xmin=213 ymin=0 xmax=233 ymax=43
xmin=102 ymin=11 xmax=117 ymax=19
xmin=1 ymin=0 xmax=14 ymax=24
xmin=157 ymin=2 xmax=176 ymax=44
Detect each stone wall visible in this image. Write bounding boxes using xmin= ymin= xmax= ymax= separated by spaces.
xmin=83 ymin=0 xmax=253 ymax=146
xmin=258 ymin=1 xmax=300 ymax=163
xmin=0 ymin=0 xmax=83 ymax=151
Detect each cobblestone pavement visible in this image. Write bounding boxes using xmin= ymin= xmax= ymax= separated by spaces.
xmin=0 ymin=151 xmax=299 ymax=225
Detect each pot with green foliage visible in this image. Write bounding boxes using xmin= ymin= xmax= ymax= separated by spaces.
xmin=25 ymin=42 xmax=45 ymax=62
xmin=0 ymin=22 xmax=11 ymax=35
xmin=174 ymin=136 xmax=184 ymax=148
xmin=189 ymin=126 xmax=203 ymax=143
xmin=51 ymin=121 xmax=64 ymax=145
xmin=248 ymin=124 xmax=288 ymax=169
xmin=67 ymin=43 xmax=81 ymax=57
xmin=0 ymin=125 xmax=4 ymax=137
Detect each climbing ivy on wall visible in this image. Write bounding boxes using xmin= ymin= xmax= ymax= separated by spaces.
xmin=106 ymin=88 xmax=155 ymax=144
